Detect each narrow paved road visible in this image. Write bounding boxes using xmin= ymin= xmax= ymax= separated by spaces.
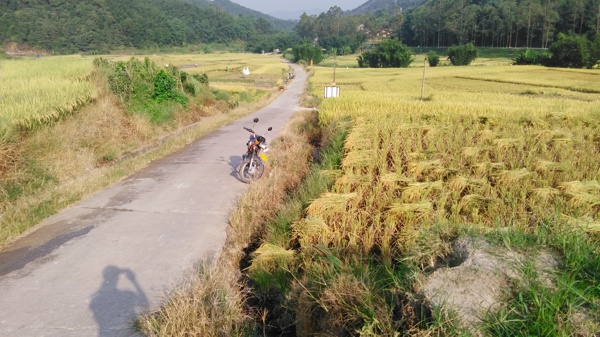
xmin=0 ymin=62 xmax=307 ymax=337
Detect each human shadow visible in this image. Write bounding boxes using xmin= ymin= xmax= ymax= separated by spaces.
xmin=89 ymin=266 xmax=149 ymax=337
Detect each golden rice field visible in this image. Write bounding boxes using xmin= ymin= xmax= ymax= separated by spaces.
xmin=304 ymin=64 xmax=600 ymax=261
xmin=0 ymin=56 xmax=95 ymax=139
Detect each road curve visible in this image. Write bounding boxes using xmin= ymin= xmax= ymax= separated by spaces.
xmin=0 ymin=62 xmax=307 ymax=337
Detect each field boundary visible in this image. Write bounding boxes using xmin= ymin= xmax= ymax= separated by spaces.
xmin=454 ymin=75 xmax=600 ymax=94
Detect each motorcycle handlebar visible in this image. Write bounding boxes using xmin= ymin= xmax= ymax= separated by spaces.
xmin=243 ymin=127 xmax=254 ymax=133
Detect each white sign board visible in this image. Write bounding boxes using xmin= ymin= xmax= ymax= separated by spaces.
xmin=324 ymin=86 xmax=340 ymax=98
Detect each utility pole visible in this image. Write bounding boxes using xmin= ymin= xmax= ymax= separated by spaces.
xmin=421 ymin=57 xmax=427 ymax=100
xmin=333 ymin=52 xmax=337 ymax=85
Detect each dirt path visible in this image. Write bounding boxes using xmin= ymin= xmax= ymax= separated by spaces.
xmin=0 ymin=62 xmax=307 ymax=337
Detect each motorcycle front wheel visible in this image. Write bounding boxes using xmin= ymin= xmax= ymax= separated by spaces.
xmin=238 ymin=157 xmax=265 ymax=183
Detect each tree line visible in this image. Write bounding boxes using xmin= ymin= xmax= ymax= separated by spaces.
xmin=401 ymin=0 xmax=599 ymax=48
xmin=293 ymin=1 xmax=599 ymax=50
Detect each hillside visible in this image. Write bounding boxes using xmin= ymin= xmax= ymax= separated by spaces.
xmin=187 ymin=0 xmax=296 ymax=30
xmin=0 ymin=0 xmax=294 ymax=54
xmin=348 ymin=0 xmax=425 ymax=14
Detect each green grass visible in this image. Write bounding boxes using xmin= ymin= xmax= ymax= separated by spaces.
xmin=481 ymin=221 xmax=600 ymax=335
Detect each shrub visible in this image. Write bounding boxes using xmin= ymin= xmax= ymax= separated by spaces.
xmin=95 ymin=57 xmax=189 ymax=123
xmin=193 ymin=73 xmax=209 ymax=85
xmin=183 ymin=76 xmax=202 ymax=96
xmin=96 ymin=57 xmax=158 ymax=102
xmin=357 ymin=38 xmax=414 ymax=68
xmin=547 ymin=33 xmax=595 ymax=68
xmin=427 ymin=50 xmax=440 ymax=67
xmin=214 ymin=90 xmax=230 ymax=101
xmin=513 ymin=49 xmax=552 ymax=65
xmin=447 ymin=43 xmax=478 ymax=66
xmin=152 ymin=70 xmax=187 ymax=105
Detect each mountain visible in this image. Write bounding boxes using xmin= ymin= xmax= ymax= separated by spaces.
xmin=267 ymin=8 xmax=326 ymax=21
xmin=187 ymin=0 xmax=296 ymax=30
xmin=348 ymin=0 xmax=424 ymax=15
xmin=0 ymin=0 xmax=295 ymax=54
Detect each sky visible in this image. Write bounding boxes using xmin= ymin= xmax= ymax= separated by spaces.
xmin=228 ymin=0 xmax=367 ymax=19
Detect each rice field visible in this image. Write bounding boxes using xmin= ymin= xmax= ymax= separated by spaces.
xmin=0 ymin=53 xmax=290 ymax=142
xmin=111 ymin=53 xmax=291 ymax=86
xmin=0 ymin=56 xmax=95 ymax=139
xmin=305 ymin=64 xmax=600 ymax=259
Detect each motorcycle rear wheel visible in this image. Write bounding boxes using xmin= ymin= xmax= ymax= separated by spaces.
xmin=238 ymin=157 xmax=265 ymax=183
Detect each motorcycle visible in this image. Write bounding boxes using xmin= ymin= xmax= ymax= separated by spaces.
xmin=238 ymin=118 xmax=272 ymax=183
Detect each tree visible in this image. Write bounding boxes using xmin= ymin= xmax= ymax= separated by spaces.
xmin=516 ymin=0 xmax=542 ymax=48
xmin=548 ymin=32 xmax=596 ymax=68
xmin=411 ymin=6 xmax=431 ymax=46
xmin=539 ymin=0 xmax=560 ymax=48
xmin=295 ymin=13 xmax=317 ymax=40
xmin=292 ymin=42 xmax=324 ymax=64
xmin=592 ymin=33 xmax=600 ymax=66
xmin=357 ymin=38 xmax=414 ymax=68
xmin=445 ymin=0 xmax=479 ymax=45
xmin=500 ymin=0 xmax=517 ymax=47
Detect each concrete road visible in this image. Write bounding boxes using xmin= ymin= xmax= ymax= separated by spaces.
xmin=0 ymin=62 xmax=307 ymax=337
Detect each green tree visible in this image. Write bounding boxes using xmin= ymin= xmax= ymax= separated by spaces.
xmin=357 ymin=38 xmax=414 ymax=68
xmin=592 ymin=33 xmax=600 ymax=66
xmin=548 ymin=32 xmax=595 ymax=68
xmin=295 ymin=13 xmax=317 ymax=40
xmin=292 ymin=42 xmax=324 ymax=64
xmin=540 ymin=0 xmax=560 ymax=48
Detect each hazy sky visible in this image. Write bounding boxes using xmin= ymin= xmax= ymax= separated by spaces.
xmin=228 ymin=0 xmax=367 ymax=14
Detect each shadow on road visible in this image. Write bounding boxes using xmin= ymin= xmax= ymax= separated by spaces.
xmin=229 ymin=155 xmax=242 ymax=178
xmin=89 ymin=266 xmax=149 ymax=337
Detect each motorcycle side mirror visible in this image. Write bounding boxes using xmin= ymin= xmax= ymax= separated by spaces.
xmin=268 ymin=127 xmax=273 ymax=131
xmin=253 ymin=118 xmax=259 ymax=123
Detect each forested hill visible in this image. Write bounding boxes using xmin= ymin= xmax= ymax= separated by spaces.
xmin=0 ymin=0 xmax=294 ymax=54
xmin=199 ymin=0 xmax=297 ymax=30
xmin=348 ymin=0 xmax=425 ymax=15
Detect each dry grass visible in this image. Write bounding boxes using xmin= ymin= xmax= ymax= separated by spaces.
xmin=136 ymin=264 xmax=246 ymax=337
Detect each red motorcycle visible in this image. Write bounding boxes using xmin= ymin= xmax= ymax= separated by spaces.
xmin=238 ymin=118 xmax=272 ymax=183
